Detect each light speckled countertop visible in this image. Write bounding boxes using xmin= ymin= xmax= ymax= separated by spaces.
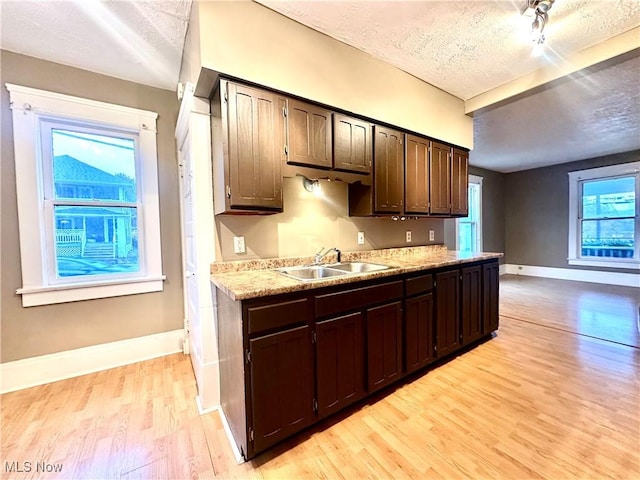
xmin=211 ymin=245 xmax=503 ymax=301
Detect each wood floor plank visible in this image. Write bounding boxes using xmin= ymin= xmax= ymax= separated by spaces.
xmin=1 ymin=278 xmax=638 ymax=479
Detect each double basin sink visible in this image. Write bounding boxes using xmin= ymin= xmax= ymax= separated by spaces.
xmin=274 ymin=262 xmax=391 ymax=282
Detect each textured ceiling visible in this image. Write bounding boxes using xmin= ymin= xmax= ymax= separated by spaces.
xmin=0 ymin=0 xmax=192 ymax=91
xmin=472 ymin=54 xmax=640 ymax=172
xmin=1 ymin=0 xmax=638 ymax=172
xmin=258 ymin=0 xmax=640 ymax=101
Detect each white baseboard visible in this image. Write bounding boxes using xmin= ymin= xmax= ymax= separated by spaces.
xmin=504 ymin=264 xmax=640 ymax=288
xmin=219 ymin=406 xmax=245 ymax=464
xmin=0 ymin=329 xmax=184 ymax=394
xmin=499 ymin=264 xmax=507 ymax=276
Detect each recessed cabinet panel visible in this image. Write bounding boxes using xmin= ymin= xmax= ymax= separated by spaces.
xmin=405 ymin=134 xmax=430 ymax=214
xmin=435 ymin=269 xmax=460 ymax=357
xmin=226 ymin=82 xmax=283 ymax=211
xmin=287 ymin=99 xmax=332 ymax=169
xmin=316 ymin=312 xmax=365 ymax=418
xmin=461 ymin=265 xmax=483 ymax=346
xmin=483 ymin=260 xmax=500 ymax=333
xmin=405 ymin=292 xmax=434 ymax=373
xmin=374 ymin=126 xmax=404 ymax=213
xmin=249 ymin=325 xmax=314 ymax=455
xmin=429 ymin=141 xmax=451 ymax=215
xmin=333 ymin=113 xmax=372 ymax=174
xmin=366 ymin=301 xmax=403 ymax=392
xmin=451 ymin=148 xmax=469 ymax=216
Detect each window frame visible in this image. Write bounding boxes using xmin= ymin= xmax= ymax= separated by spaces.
xmin=567 ymin=162 xmax=640 ymax=270
xmin=456 ymin=174 xmax=483 ymax=252
xmin=6 ymin=83 xmax=165 ymax=306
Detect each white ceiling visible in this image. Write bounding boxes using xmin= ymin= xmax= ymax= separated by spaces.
xmin=1 ymin=0 xmax=638 ymax=173
xmin=0 ymin=0 xmax=192 ymax=91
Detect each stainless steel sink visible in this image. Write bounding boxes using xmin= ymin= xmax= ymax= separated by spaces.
xmin=328 ymin=262 xmax=391 ymax=273
xmin=274 ymin=265 xmax=348 ymax=281
xmin=274 ymin=262 xmax=391 ymax=282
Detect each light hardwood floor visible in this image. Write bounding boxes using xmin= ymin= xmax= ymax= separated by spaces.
xmin=2 ymin=278 xmax=639 ymax=479
xmin=500 ymin=275 xmax=640 ymax=348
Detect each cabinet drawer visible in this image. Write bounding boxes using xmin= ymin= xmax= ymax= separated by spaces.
xmin=405 ymin=274 xmax=433 ymax=297
xmin=247 ymin=298 xmax=311 ymax=335
xmin=315 ymin=281 xmax=403 ymax=318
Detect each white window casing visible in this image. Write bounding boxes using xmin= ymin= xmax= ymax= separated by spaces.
xmin=6 ymin=84 xmax=165 ymax=306
xmin=456 ymin=174 xmax=483 ymax=252
xmin=567 ymin=162 xmax=640 ymax=270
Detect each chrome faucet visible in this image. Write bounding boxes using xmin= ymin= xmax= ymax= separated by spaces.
xmin=313 ymin=246 xmax=341 ymax=265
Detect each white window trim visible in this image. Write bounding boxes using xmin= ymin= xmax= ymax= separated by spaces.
xmin=6 ymin=83 xmax=165 ymax=306
xmin=567 ymin=162 xmax=640 ymax=270
xmin=455 ymin=174 xmax=483 ymax=251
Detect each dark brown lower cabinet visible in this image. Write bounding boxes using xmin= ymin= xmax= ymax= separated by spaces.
xmin=366 ymin=301 xmax=403 ymax=392
xmin=316 ymin=312 xmax=365 ymax=418
xmin=461 ymin=265 xmax=483 ymax=346
xmin=249 ymin=325 xmax=314 ymax=455
xmin=435 ymin=270 xmax=460 ymax=357
xmin=218 ymin=259 xmax=500 ymax=461
xmin=405 ymin=292 xmax=434 ymax=373
xmin=483 ymin=260 xmax=500 ymax=333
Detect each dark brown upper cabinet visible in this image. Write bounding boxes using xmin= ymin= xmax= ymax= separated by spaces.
xmin=373 ymin=126 xmax=404 ymax=213
xmin=429 ymin=141 xmax=452 ymax=215
xmin=286 ymin=99 xmax=332 ymax=169
xmin=333 ymin=113 xmax=372 ymax=174
xmin=451 ymin=148 xmax=469 ymax=216
xmin=212 ymin=80 xmax=285 ymax=214
xmin=405 ymin=134 xmax=430 ymax=215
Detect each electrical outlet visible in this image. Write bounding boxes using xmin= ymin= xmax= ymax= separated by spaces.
xmin=233 ymin=236 xmax=245 ymax=254
xmin=357 ymin=231 xmax=365 ymax=245
xmin=429 ymin=230 xmax=435 ymax=241
xmin=406 ymin=231 xmax=412 ymax=243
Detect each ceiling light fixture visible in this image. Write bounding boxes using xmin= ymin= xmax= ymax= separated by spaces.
xmin=521 ymin=0 xmax=555 ymax=55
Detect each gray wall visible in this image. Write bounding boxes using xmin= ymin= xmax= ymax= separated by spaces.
xmin=471 ymin=165 xmax=505 ymax=259
xmin=1 ymin=51 xmax=184 ymax=362
xmin=504 ymin=150 xmax=639 ymax=273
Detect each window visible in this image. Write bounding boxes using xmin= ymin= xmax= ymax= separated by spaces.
xmin=7 ymin=84 xmax=164 ymax=306
xmin=457 ymin=175 xmax=483 ymax=252
xmin=568 ymin=163 xmax=640 ymax=270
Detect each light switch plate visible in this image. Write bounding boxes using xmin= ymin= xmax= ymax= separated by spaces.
xmin=429 ymin=230 xmax=435 ymax=241
xmin=406 ymin=231 xmax=412 ymax=243
xmin=233 ymin=236 xmax=245 ymax=254
xmin=357 ymin=231 xmax=365 ymax=245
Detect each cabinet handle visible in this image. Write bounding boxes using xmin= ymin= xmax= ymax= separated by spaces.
xmin=226 ymin=185 xmax=231 ymax=198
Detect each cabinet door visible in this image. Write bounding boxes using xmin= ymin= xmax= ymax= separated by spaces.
xmin=287 ymin=99 xmax=332 ymax=169
xmin=429 ymin=141 xmax=451 ymax=215
xmin=374 ymin=126 xmax=404 ymax=213
xmin=461 ymin=265 xmax=482 ymax=346
xmin=451 ymin=148 xmax=469 ymax=216
xmin=435 ymin=270 xmax=460 ymax=357
xmin=405 ymin=292 xmax=434 ymax=373
xmin=483 ymin=260 xmax=500 ymax=333
xmin=316 ymin=312 xmax=365 ymax=418
xmin=226 ymin=82 xmax=284 ymax=210
xmin=333 ymin=113 xmax=372 ymax=174
xmin=405 ymin=134 xmax=430 ymax=214
xmin=249 ymin=325 xmax=314 ymax=455
xmin=366 ymin=301 xmax=403 ymax=392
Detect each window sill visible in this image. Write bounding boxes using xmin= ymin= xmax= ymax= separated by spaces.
xmin=567 ymin=259 xmax=640 ymax=270
xmin=17 ymin=275 xmax=166 ymax=307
